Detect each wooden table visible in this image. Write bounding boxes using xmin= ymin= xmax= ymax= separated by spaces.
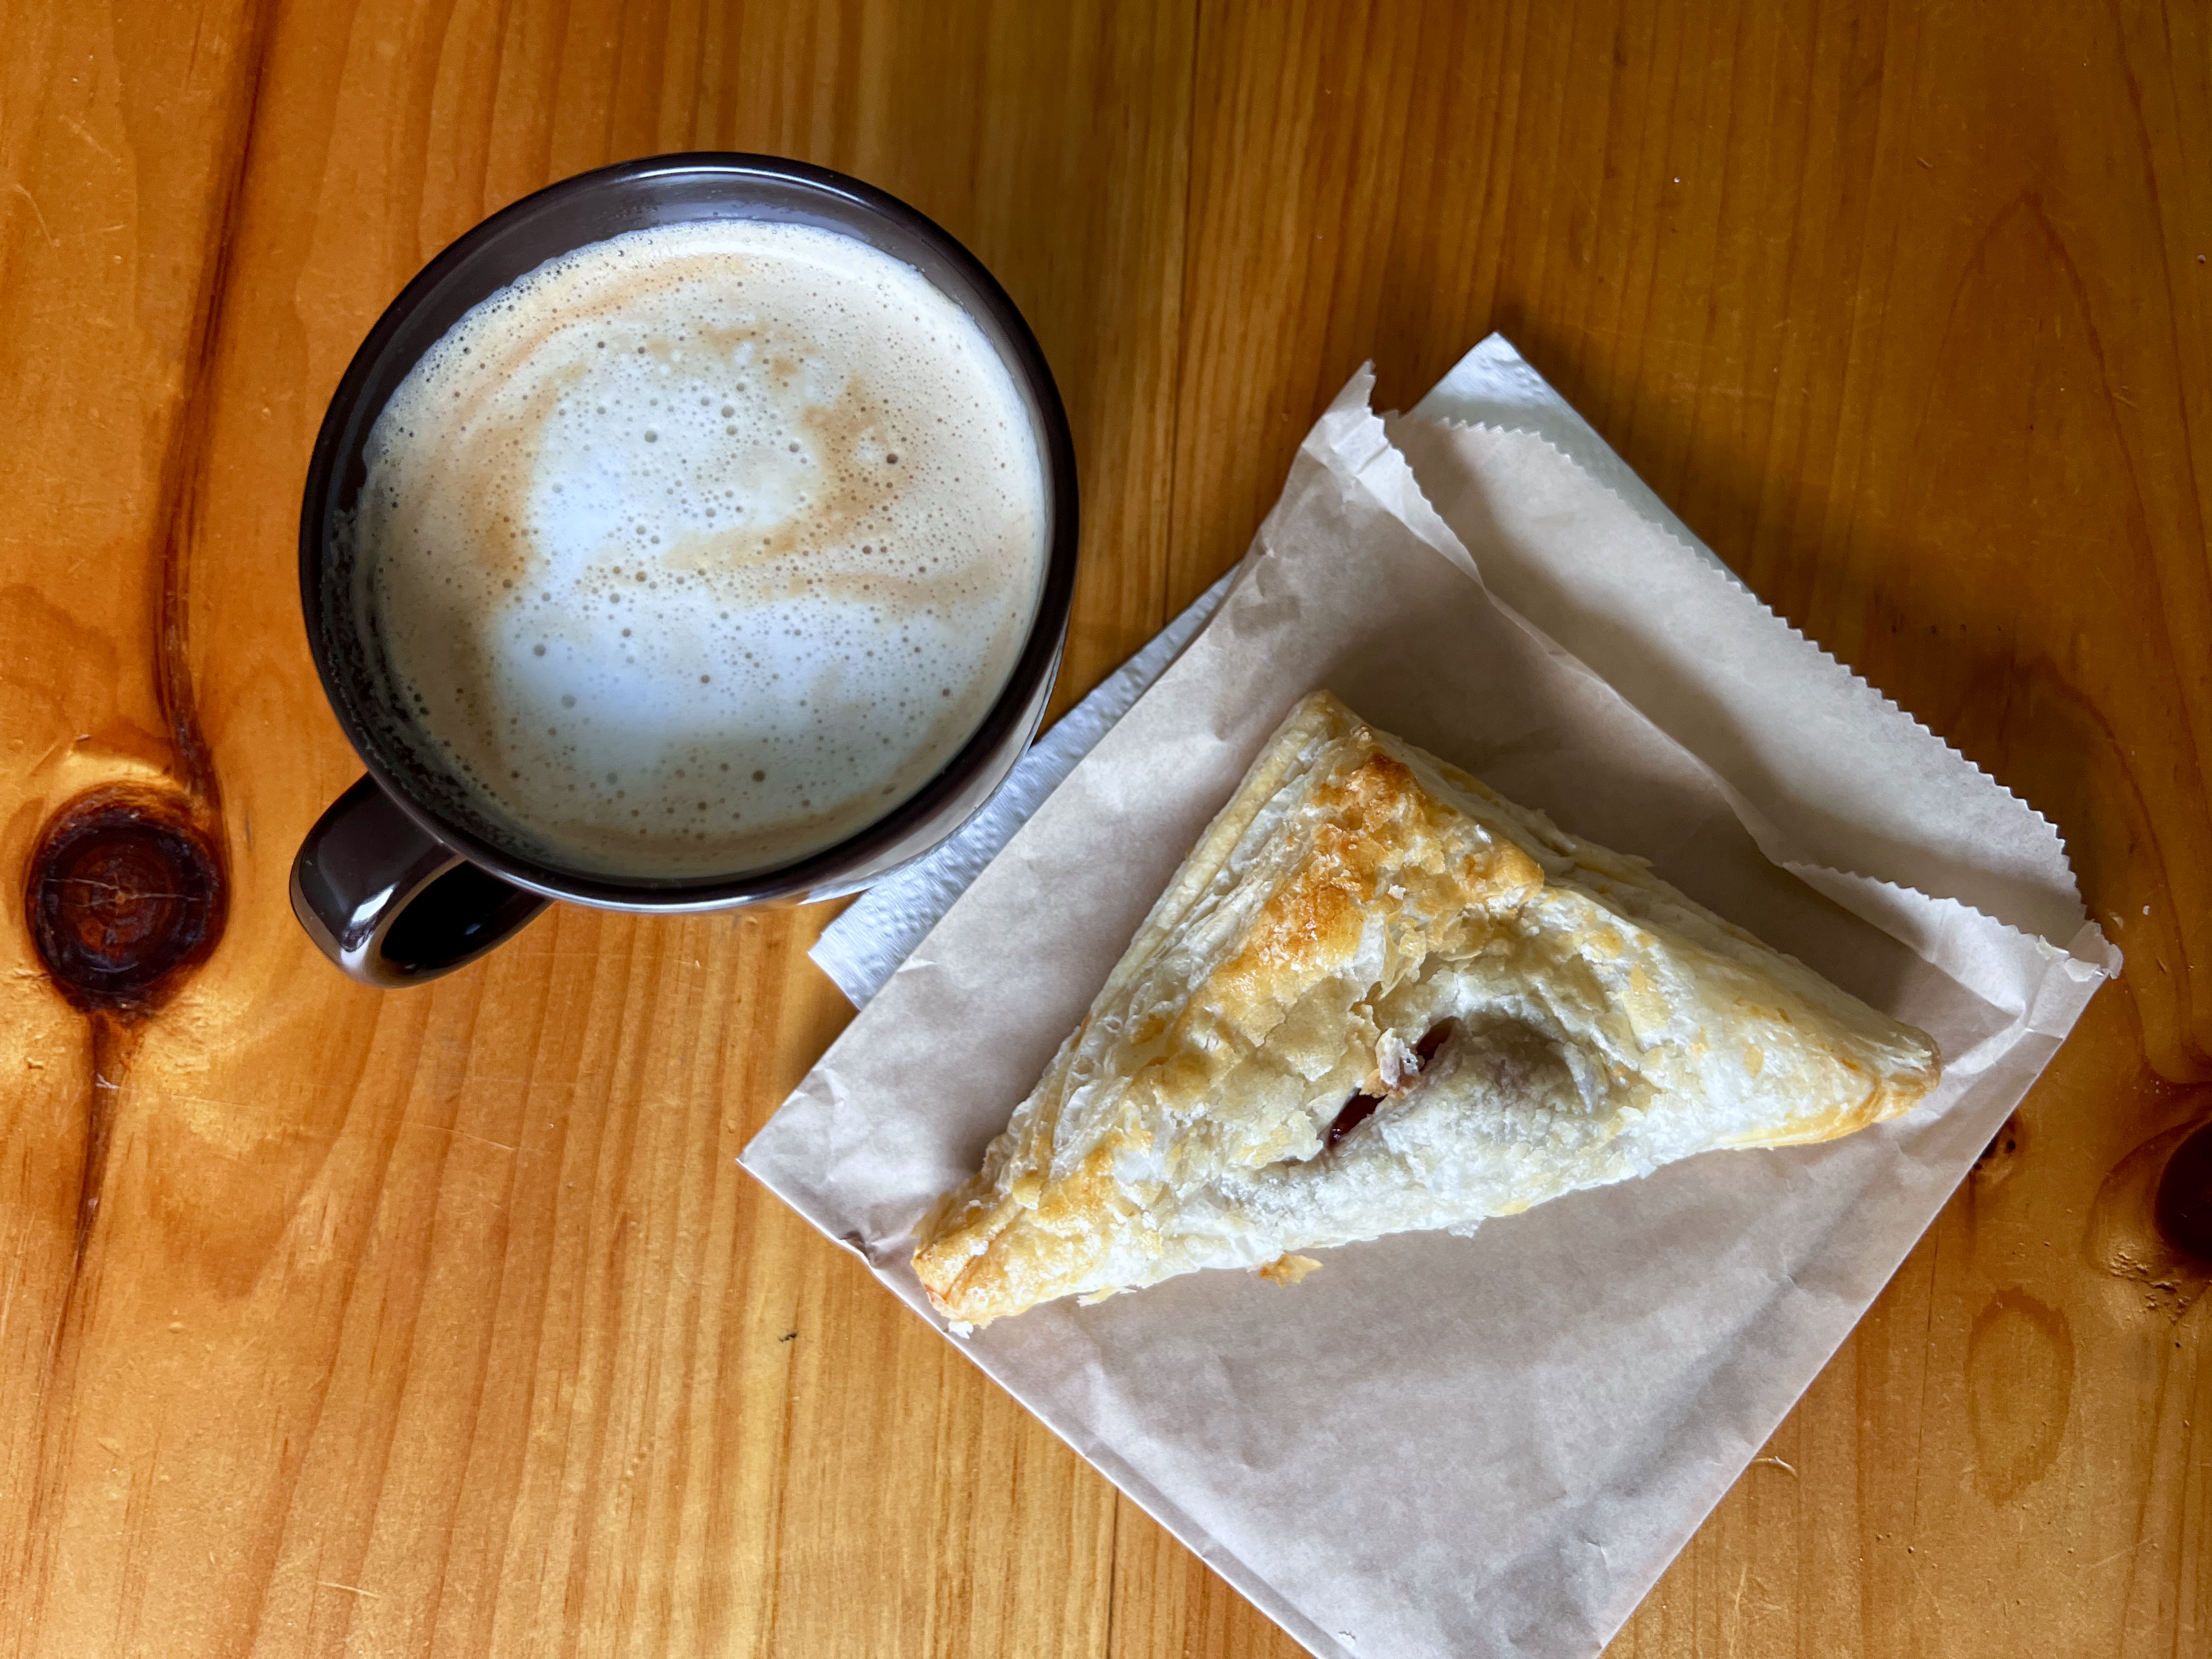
xmin=3 ymin=3 xmax=2205 ymax=1654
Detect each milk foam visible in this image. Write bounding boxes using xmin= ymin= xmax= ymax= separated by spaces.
xmin=354 ymin=219 xmax=1048 ymax=878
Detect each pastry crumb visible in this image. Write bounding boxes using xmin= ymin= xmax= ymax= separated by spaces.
xmin=1376 ymin=1029 xmax=1419 ymax=1092
xmin=1257 ymin=1254 xmax=1323 ymax=1286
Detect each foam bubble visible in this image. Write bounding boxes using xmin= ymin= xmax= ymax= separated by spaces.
xmin=355 ymin=219 xmax=1048 ymax=878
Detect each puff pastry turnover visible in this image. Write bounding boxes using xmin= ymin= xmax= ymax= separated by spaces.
xmin=912 ymin=691 xmax=1940 ymax=1327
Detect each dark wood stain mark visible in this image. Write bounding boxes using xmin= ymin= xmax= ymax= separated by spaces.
xmin=1965 ymin=1287 xmax=2075 ymax=1505
xmin=77 ymin=1018 xmax=139 ymax=1269
xmin=1971 ymin=1113 xmax=2023 ymax=1183
xmin=146 ymin=0 xmax=281 ymax=821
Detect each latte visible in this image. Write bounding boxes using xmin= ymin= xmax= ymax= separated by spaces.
xmin=351 ymin=218 xmax=1048 ymax=879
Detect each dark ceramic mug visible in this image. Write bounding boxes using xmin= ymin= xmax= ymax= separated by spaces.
xmin=291 ymin=154 xmax=1077 ymax=988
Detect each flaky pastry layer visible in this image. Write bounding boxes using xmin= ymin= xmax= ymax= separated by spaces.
xmin=912 ymin=691 xmax=1941 ymax=1326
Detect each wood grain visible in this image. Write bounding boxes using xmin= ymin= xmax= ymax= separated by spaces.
xmin=2 ymin=1 xmax=2207 ymax=1655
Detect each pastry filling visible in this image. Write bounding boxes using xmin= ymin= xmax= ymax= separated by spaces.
xmin=1327 ymin=1020 xmax=1455 ymax=1148
xmin=1325 ymin=1091 xmax=1382 ymax=1149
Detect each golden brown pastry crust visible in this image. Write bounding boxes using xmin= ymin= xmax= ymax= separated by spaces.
xmin=912 ymin=691 xmax=1942 ymax=1327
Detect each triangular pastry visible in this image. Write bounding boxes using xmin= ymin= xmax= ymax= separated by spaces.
xmin=913 ymin=691 xmax=1940 ymax=1327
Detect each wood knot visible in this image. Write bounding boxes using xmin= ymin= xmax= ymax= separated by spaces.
xmin=2084 ymin=1101 xmax=2212 ymax=1320
xmin=1972 ymin=1112 xmax=2024 ymax=1187
xmin=27 ymin=784 xmax=226 ymax=1015
xmin=2154 ymin=1122 xmax=2212 ymax=1266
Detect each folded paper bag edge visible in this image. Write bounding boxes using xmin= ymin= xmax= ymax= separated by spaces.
xmin=1391 ymin=335 xmax=2082 ymax=946
xmin=1350 ymin=371 xmax=2110 ymax=981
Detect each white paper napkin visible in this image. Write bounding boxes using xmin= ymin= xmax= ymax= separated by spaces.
xmin=811 ymin=570 xmax=1235 ymax=1005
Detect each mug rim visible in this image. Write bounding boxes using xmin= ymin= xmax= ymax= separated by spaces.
xmin=298 ymin=151 xmax=1079 ymax=911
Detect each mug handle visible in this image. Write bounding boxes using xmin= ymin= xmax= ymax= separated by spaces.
xmin=291 ymin=775 xmax=551 ymax=987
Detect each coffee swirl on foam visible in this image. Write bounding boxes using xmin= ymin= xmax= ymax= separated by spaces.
xmin=354 ymin=220 xmax=1047 ymax=879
